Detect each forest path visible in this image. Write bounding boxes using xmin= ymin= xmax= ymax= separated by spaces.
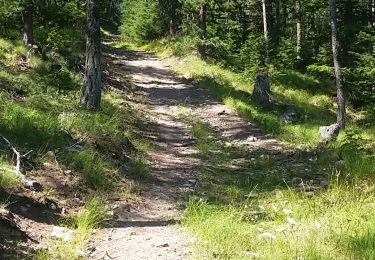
xmin=89 ymin=47 xmax=281 ymax=259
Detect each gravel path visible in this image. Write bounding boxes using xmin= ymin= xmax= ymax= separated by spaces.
xmin=89 ymin=48 xmax=282 ymax=260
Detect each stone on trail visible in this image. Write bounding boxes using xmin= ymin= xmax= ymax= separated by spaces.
xmin=319 ymin=123 xmax=340 ymax=142
xmin=50 ymin=226 xmax=74 ymax=242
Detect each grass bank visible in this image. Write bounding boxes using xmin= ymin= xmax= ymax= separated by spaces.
xmin=142 ymin=37 xmax=375 ymax=259
xmin=0 ymin=35 xmax=152 ymax=257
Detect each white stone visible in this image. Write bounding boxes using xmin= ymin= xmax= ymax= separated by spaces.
xmin=50 ymin=226 xmax=74 ymax=242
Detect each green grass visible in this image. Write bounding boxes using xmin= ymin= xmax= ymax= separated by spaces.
xmin=143 ymin=38 xmax=375 ymax=148
xmin=0 ymin=36 xmax=150 ymax=257
xmin=35 ymin=197 xmax=109 ymax=260
xmin=0 ymin=162 xmax=20 ymax=189
xmin=142 ymin=35 xmax=197 ymax=58
xmin=170 ymin=55 xmax=335 ymax=147
xmin=183 ymin=185 xmax=375 ymax=259
xmin=66 ymin=148 xmax=119 ymax=190
xmin=128 ymin=153 xmax=151 ymax=180
xmin=180 ymin=116 xmax=375 ymax=259
xmin=59 ymin=35 xmax=375 ymax=259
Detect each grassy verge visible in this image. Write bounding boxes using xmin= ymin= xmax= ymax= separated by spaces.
xmin=142 ymin=38 xmax=375 ymax=259
xmin=35 ymin=197 xmax=109 ymax=259
xmin=0 ymin=35 xmax=153 ymax=257
xmin=178 ymin=112 xmax=375 ymax=259
xmin=142 ymin=38 xmax=375 ymax=148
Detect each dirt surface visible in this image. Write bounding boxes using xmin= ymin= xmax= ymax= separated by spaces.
xmin=89 ymin=47 xmax=284 ymax=259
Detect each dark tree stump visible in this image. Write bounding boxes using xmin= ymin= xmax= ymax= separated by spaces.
xmin=252 ymin=73 xmax=272 ymax=107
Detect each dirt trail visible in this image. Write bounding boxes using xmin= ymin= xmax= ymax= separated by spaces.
xmin=90 ymin=49 xmax=281 ymax=259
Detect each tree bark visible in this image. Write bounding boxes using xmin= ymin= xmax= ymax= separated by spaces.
xmin=262 ymin=0 xmax=268 ymax=40
xmin=22 ymin=0 xmax=34 ymax=46
xmin=169 ymin=0 xmax=178 ymax=35
xmin=369 ymin=0 xmax=375 ymax=27
xmin=329 ymin=0 xmax=345 ymax=129
xmin=296 ymin=0 xmax=302 ymax=59
xmin=274 ymin=0 xmax=280 ymax=45
xmin=81 ymin=0 xmax=102 ymax=110
xmin=197 ymin=0 xmax=207 ymax=59
xmin=252 ymin=73 xmax=272 ymax=107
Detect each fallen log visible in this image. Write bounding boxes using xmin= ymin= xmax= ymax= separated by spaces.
xmin=0 ymin=135 xmax=42 ymax=191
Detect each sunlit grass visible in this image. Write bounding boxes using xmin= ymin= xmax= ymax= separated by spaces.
xmin=35 ymin=197 xmax=109 ymax=260
xmin=142 ymin=39 xmax=374 ymax=148
xmin=0 ymin=37 xmax=147 ymax=257
xmin=181 ymin=117 xmax=375 ymax=259
xmin=0 ymin=161 xmax=20 ymax=189
xmin=183 ymin=184 xmax=375 ymax=259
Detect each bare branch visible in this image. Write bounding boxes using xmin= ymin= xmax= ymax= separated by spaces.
xmin=0 ymin=134 xmax=42 ymax=191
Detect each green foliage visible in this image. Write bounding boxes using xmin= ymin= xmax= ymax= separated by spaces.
xmin=120 ymin=0 xmax=162 ymax=43
xmin=239 ymin=34 xmax=267 ymax=73
xmin=69 ymin=196 xmax=109 ymax=231
xmin=183 ymin=188 xmax=375 ymax=259
xmin=306 ymin=64 xmax=334 ymax=79
xmin=36 ymin=197 xmax=109 ymax=260
xmin=274 ymin=38 xmax=298 ymax=70
xmin=143 ymin=35 xmax=197 ymax=57
xmin=128 ymin=153 xmax=151 ymax=179
xmin=66 ymin=148 xmax=118 ymax=190
xmin=0 ymin=163 xmax=20 ymax=189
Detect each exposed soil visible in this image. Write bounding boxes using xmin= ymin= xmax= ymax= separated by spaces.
xmin=0 ymin=159 xmax=83 ymax=258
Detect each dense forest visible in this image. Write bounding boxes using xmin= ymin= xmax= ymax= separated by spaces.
xmin=0 ymin=0 xmax=374 ymax=259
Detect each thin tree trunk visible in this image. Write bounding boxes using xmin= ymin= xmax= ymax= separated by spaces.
xmin=369 ymin=0 xmax=375 ymax=27
xmin=169 ymin=0 xmax=177 ymax=35
xmin=262 ymin=0 xmax=268 ymax=40
xmin=22 ymin=0 xmax=34 ymax=46
xmin=329 ymin=0 xmax=345 ymax=129
xmin=197 ymin=0 xmax=207 ymax=59
xmin=275 ymin=0 xmax=280 ymax=45
xmin=296 ymin=0 xmax=302 ymax=59
xmin=81 ymin=0 xmax=102 ymax=110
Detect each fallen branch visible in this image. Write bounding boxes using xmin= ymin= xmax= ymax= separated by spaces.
xmin=0 ymin=134 xmax=42 ymax=191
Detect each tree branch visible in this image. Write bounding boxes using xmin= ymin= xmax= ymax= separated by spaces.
xmin=0 ymin=134 xmax=42 ymax=191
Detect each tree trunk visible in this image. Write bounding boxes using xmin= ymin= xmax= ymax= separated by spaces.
xmin=169 ymin=0 xmax=177 ymax=35
xmin=262 ymin=0 xmax=268 ymax=40
xmin=252 ymin=73 xmax=272 ymax=107
xmin=197 ymin=0 xmax=207 ymax=59
xmin=22 ymin=0 xmax=34 ymax=46
xmin=81 ymin=0 xmax=102 ymax=110
xmin=274 ymin=0 xmax=280 ymax=45
xmin=296 ymin=0 xmax=302 ymax=59
xmin=329 ymin=0 xmax=345 ymax=129
xmin=369 ymin=0 xmax=375 ymax=27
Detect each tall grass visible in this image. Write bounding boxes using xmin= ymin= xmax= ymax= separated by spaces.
xmin=183 ymin=186 xmax=375 ymax=259
xmin=0 ymin=162 xmax=20 ymax=189
xmin=36 ymin=197 xmax=109 ymax=260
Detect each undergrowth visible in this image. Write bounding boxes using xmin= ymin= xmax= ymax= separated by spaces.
xmin=0 ymin=36 xmax=152 ymax=257
xmin=35 ymin=197 xmax=109 ymax=260
xmin=142 ymin=38 xmax=375 ymax=148
xmin=179 ymin=113 xmax=375 ymax=259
